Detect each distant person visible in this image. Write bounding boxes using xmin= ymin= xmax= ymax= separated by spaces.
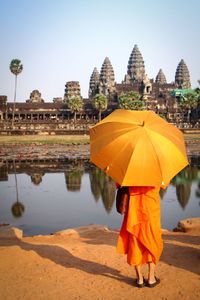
xmin=116 ymin=185 xmax=163 ymax=288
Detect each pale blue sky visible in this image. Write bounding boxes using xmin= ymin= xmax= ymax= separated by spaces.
xmin=0 ymin=0 xmax=199 ymax=101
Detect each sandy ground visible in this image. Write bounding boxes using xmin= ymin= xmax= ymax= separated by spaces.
xmin=0 ymin=225 xmax=199 ymax=300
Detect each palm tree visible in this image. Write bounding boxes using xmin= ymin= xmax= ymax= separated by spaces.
xmin=194 ymin=82 xmax=200 ymax=119
xmin=92 ymin=93 xmax=108 ymax=121
xmin=11 ymin=201 xmax=25 ymax=218
xmin=179 ymin=91 xmax=198 ymax=123
xmin=67 ymin=95 xmax=83 ymax=124
xmin=9 ymin=59 xmax=23 ymax=128
xmin=11 ymin=159 xmax=25 ymax=218
xmin=118 ymin=91 xmax=144 ymax=110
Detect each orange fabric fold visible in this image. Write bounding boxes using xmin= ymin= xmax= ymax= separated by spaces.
xmin=116 ymin=186 xmax=163 ymax=265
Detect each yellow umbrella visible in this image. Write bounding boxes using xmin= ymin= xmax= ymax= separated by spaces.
xmin=89 ymin=109 xmax=189 ymax=188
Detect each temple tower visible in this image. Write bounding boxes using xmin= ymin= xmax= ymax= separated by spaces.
xmin=175 ymin=59 xmax=191 ymax=89
xmin=88 ymin=67 xmax=100 ymax=99
xmin=64 ymin=81 xmax=81 ymax=100
xmin=26 ymin=90 xmax=44 ymax=103
xmin=99 ymin=57 xmax=115 ymax=96
xmin=124 ymin=44 xmax=145 ymax=83
xmin=155 ymin=69 xmax=167 ymax=84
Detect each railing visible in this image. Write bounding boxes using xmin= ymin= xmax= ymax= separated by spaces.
xmin=0 ymin=129 xmax=90 ymax=135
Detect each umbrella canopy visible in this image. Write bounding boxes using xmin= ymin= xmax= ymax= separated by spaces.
xmin=89 ymin=109 xmax=189 ymax=188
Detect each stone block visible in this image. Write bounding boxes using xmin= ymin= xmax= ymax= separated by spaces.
xmin=0 ymin=226 xmax=23 ymax=239
xmin=175 ymin=217 xmax=200 ymax=234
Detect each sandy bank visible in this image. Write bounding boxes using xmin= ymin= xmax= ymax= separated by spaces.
xmin=0 ymin=224 xmax=199 ymax=300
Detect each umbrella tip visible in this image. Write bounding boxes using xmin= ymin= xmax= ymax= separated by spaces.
xmin=104 ymin=166 xmax=110 ymax=172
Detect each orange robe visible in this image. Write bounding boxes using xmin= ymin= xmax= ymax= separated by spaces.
xmin=116 ymin=186 xmax=163 ymax=266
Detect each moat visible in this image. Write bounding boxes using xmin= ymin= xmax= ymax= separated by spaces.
xmin=0 ymin=157 xmax=199 ymax=236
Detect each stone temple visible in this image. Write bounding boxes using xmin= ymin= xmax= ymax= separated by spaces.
xmin=88 ymin=44 xmax=194 ymax=119
xmin=0 ymin=44 xmax=198 ymax=132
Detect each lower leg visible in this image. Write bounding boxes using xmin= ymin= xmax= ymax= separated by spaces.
xmin=148 ymin=262 xmax=156 ymax=283
xmin=135 ymin=264 xmax=143 ymax=284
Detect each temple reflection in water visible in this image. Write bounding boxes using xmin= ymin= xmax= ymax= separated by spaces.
xmin=0 ymin=157 xmax=200 ymax=215
xmin=0 ymin=157 xmax=200 ymax=233
xmin=0 ymin=158 xmax=116 ymax=216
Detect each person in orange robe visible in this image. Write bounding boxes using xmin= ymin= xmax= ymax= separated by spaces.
xmin=116 ymin=186 xmax=163 ymax=288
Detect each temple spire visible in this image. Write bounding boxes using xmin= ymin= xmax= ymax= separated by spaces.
xmin=175 ymin=59 xmax=191 ymax=89
xmin=99 ymin=57 xmax=115 ymax=96
xmin=126 ymin=44 xmax=145 ymax=83
xmin=88 ymin=67 xmax=100 ymax=98
xmin=155 ymin=69 xmax=167 ymax=84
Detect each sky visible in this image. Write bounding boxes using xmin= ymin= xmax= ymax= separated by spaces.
xmin=0 ymin=0 xmax=200 ymax=102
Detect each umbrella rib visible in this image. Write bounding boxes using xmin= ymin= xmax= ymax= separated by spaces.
xmin=143 ymin=128 xmax=163 ymax=184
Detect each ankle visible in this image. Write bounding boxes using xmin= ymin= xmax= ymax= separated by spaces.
xmin=148 ymin=275 xmax=156 ymax=283
xmin=137 ymin=276 xmax=144 ymax=284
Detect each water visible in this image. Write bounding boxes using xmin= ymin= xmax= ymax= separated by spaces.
xmin=0 ymin=158 xmax=199 ymax=236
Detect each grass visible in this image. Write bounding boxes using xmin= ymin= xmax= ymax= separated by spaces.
xmin=0 ymin=133 xmax=199 ymax=145
xmin=0 ymin=135 xmax=90 ymax=145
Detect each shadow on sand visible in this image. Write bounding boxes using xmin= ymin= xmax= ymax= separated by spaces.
xmin=0 ymin=237 xmax=135 ymax=287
